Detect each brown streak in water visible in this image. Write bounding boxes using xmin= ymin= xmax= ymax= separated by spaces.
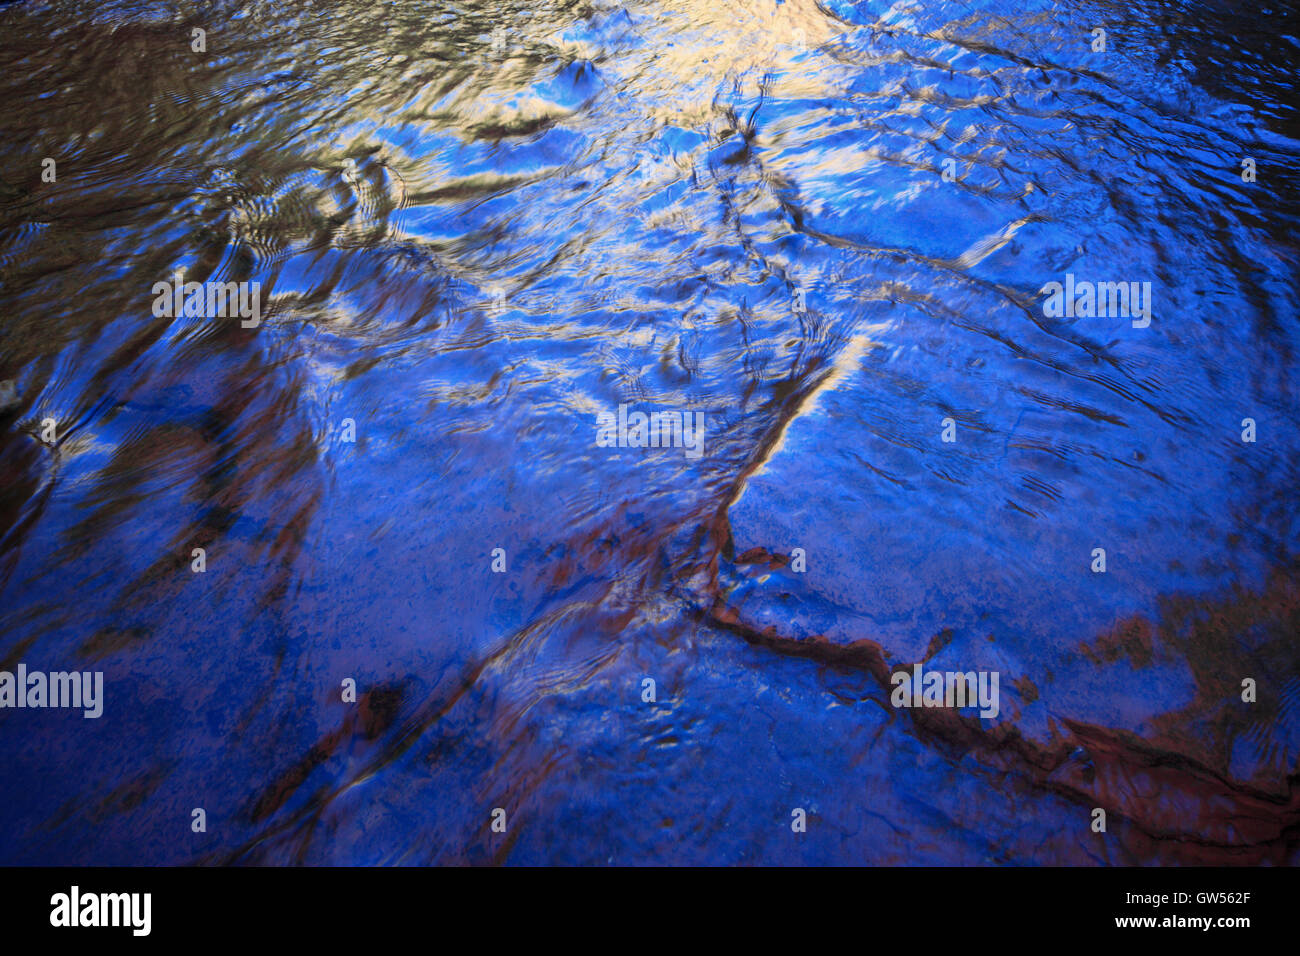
xmin=697 ymin=584 xmax=1300 ymax=863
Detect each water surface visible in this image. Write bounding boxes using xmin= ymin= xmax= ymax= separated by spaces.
xmin=1 ymin=0 xmax=1298 ymax=864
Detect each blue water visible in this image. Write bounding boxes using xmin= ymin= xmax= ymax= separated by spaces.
xmin=1 ymin=0 xmax=1298 ymax=864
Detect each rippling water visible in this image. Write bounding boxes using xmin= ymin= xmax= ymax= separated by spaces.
xmin=1 ymin=0 xmax=1298 ymax=865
